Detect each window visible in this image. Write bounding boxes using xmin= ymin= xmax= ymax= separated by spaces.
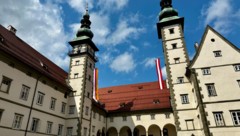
xmin=93 ymin=112 xmax=96 ymax=119
xmin=136 ymin=115 xmax=141 ymax=121
xmin=74 ymin=73 xmax=79 ymax=79
xmin=20 ymin=85 xmax=30 ymax=100
xmin=66 ymin=127 xmax=73 ymax=136
xmin=123 ymin=116 xmax=127 ymax=121
xmin=83 ymin=127 xmax=87 ymax=136
xmin=50 ymin=97 xmax=56 ymax=110
xmin=87 ymin=92 xmax=90 ymax=98
xmin=234 ymin=64 xmax=240 ymax=71
xmin=165 ymin=113 xmax=170 ymax=119
xmin=31 ymin=118 xmax=39 ymax=132
xmin=0 ymin=109 xmax=3 ymax=122
xmin=231 ymin=111 xmax=240 ymax=126
xmin=153 ymin=99 xmax=160 ymax=104
xmin=237 ymin=80 xmax=240 ymax=87
xmin=69 ymin=105 xmax=75 ymax=114
xmin=75 ymin=60 xmax=80 ymax=65
xmin=172 ymin=43 xmax=177 ymax=49
xmin=36 ymin=92 xmax=44 ymax=105
xmin=58 ymin=124 xmax=63 ymax=136
xmin=213 ymin=50 xmax=222 ymax=57
xmin=0 ymin=76 xmax=12 ymax=93
xmin=169 ymin=28 xmax=174 ymax=34
xmin=69 ymin=91 xmax=76 ymax=97
xmin=181 ymin=94 xmax=189 ymax=104
xmin=186 ymin=120 xmax=195 ymax=130
xmin=12 ymin=114 xmax=23 ymax=129
xmin=151 ymin=114 xmax=155 ymax=120
xmin=46 ymin=121 xmax=53 ymax=134
xmin=206 ymin=84 xmax=217 ymax=96
xmin=174 ymin=58 xmax=180 ymax=64
xmin=61 ymin=102 xmax=66 ymax=114
xmin=213 ymin=112 xmax=225 ymax=126
xmin=202 ymin=68 xmax=211 ymax=75
xmin=92 ymin=126 xmax=95 ymax=132
xmin=85 ymin=106 xmax=89 ymax=115
xmin=110 ymin=117 xmax=114 ymax=122
xmin=88 ymin=75 xmax=91 ymax=81
xmin=177 ymin=77 xmax=184 ymax=84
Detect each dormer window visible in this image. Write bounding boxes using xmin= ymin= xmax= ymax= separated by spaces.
xmin=213 ymin=51 xmax=222 ymax=57
xmin=153 ymin=99 xmax=160 ymax=104
xmin=169 ymin=28 xmax=174 ymax=34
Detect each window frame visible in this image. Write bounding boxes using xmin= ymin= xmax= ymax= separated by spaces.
xmin=213 ymin=112 xmax=225 ymax=126
xmin=30 ymin=118 xmax=39 ymax=132
xmin=122 ymin=116 xmax=127 ymax=121
xmin=180 ymin=94 xmax=189 ymax=104
xmin=110 ymin=117 xmax=114 ymax=122
xmin=75 ymin=60 xmax=80 ymax=66
xmin=0 ymin=109 xmax=3 ymax=122
xmin=169 ymin=28 xmax=174 ymax=34
xmin=234 ymin=64 xmax=240 ymax=72
xmin=151 ymin=114 xmax=155 ymax=120
xmin=46 ymin=121 xmax=53 ymax=134
xmin=237 ymin=80 xmax=240 ymax=87
xmin=177 ymin=77 xmax=184 ymax=84
xmin=136 ymin=115 xmax=141 ymax=121
xmin=12 ymin=113 xmax=23 ymax=129
xmin=230 ymin=110 xmax=240 ymax=126
xmin=213 ymin=50 xmax=222 ymax=57
xmin=83 ymin=127 xmax=87 ymax=136
xmin=50 ymin=97 xmax=56 ymax=110
xmin=174 ymin=58 xmax=180 ymax=64
xmin=69 ymin=105 xmax=75 ymax=114
xmin=172 ymin=43 xmax=177 ymax=49
xmin=0 ymin=76 xmax=12 ymax=93
xmin=20 ymin=85 xmax=30 ymax=101
xmin=202 ymin=68 xmax=211 ymax=75
xmin=74 ymin=73 xmax=79 ymax=79
xmin=206 ymin=83 xmax=217 ymax=96
xmin=36 ymin=92 xmax=45 ymax=105
xmin=85 ymin=106 xmax=89 ymax=115
xmin=61 ymin=102 xmax=66 ymax=114
xmin=66 ymin=127 xmax=73 ymax=136
xmin=92 ymin=126 xmax=95 ymax=132
xmin=58 ymin=124 xmax=64 ymax=136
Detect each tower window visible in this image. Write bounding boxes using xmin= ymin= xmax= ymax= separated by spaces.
xmin=206 ymin=83 xmax=217 ymax=96
xmin=174 ymin=58 xmax=180 ymax=64
xmin=172 ymin=43 xmax=177 ymax=49
xmin=74 ymin=73 xmax=79 ymax=79
xmin=202 ymin=68 xmax=211 ymax=75
xmin=169 ymin=28 xmax=174 ymax=34
xmin=234 ymin=64 xmax=240 ymax=71
xmin=180 ymin=94 xmax=189 ymax=104
xmin=177 ymin=77 xmax=184 ymax=84
xmin=213 ymin=51 xmax=222 ymax=57
xmin=75 ymin=60 xmax=80 ymax=65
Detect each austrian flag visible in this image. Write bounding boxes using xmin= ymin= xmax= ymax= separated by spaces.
xmin=155 ymin=58 xmax=165 ymax=90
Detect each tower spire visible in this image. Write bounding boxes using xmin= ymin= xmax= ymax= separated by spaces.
xmin=160 ymin=0 xmax=172 ymax=10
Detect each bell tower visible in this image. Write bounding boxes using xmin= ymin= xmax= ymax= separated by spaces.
xmin=157 ymin=0 xmax=204 ymax=135
xmin=68 ymin=8 xmax=99 ymax=136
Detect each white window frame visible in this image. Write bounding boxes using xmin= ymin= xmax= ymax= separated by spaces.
xmin=213 ymin=112 xmax=225 ymax=126
xmin=213 ymin=50 xmax=222 ymax=57
xmin=0 ymin=76 xmax=12 ymax=93
xmin=177 ymin=77 xmax=184 ymax=84
xmin=50 ymin=97 xmax=56 ymax=110
xmin=206 ymin=84 xmax=217 ymax=96
xmin=234 ymin=65 xmax=240 ymax=72
xmin=46 ymin=121 xmax=53 ymax=134
xmin=181 ymin=94 xmax=189 ymax=104
xmin=66 ymin=127 xmax=73 ymax=136
xmin=231 ymin=111 xmax=240 ymax=126
xmin=69 ymin=105 xmax=75 ymax=114
xmin=169 ymin=28 xmax=174 ymax=34
xmin=202 ymin=68 xmax=211 ymax=75
xmin=12 ymin=114 xmax=23 ymax=129
xmin=31 ymin=118 xmax=39 ymax=132
xmin=20 ymin=85 xmax=30 ymax=100
xmin=136 ymin=115 xmax=141 ymax=121
xmin=36 ymin=92 xmax=44 ymax=105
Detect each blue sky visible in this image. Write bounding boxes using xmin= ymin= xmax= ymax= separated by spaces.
xmin=0 ymin=0 xmax=239 ymax=88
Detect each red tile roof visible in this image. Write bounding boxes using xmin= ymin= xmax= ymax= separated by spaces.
xmin=98 ymin=81 xmax=171 ymax=113
xmin=0 ymin=25 xmax=70 ymax=91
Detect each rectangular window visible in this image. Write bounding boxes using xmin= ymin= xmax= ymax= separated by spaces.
xmin=46 ymin=121 xmax=53 ymax=134
xmin=177 ymin=77 xmax=184 ymax=84
xmin=67 ymin=127 xmax=73 ymax=136
xmin=74 ymin=73 xmax=79 ymax=79
xmin=181 ymin=94 xmax=189 ymax=104
xmin=85 ymin=106 xmax=89 ymax=115
xmin=169 ymin=28 xmax=174 ymax=34
xmin=36 ymin=92 xmax=44 ymax=105
xmin=136 ymin=115 xmax=141 ymax=121
xmin=61 ymin=102 xmax=66 ymax=114
xmin=213 ymin=112 xmax=225 ymax=126
xmin=83 ymin=127 xmax=87 ymax=136
xmin=151 ymin=114 xmax=155 ymax=120
xmin=231 ymin=111 xmax=240 ymax=126
xmin=186 ymin=120 xmax=195 ymax=130
xmin=58 ymin=124 xmax=63 ymax=136
xmin=110 ymin=117 xmax=114 ymax=122
xmin=123 ymin=116 xmax=127 ymax=121
xmin=174 ymin=58 xmax=180 ymax=64
xmin=69 ymin=105 xmax=75 ymax=114
xmin=172 ymin=43 xmax=177 ymax=49
xmin=202 ymin=68 xmax=211 ymax=75
xmin=165 ymin=113 xmax=170 ymax=119
xmin=50 ymin=97 xmax=56 ymax=110
xmin=237 ymin=80 xmax=240 ymax=87
xmin=75 ymin=60 xmax=80 ymax=65
xmin=0 ymin=109 xmax=3 ymax=122
xmin=0 ymin=76 xmax=12 ymax=93
xmin=92 ymin=126 xmax=95 ymax=132
xmin=206 ymin=84 xmax=217 ymax=96
xmin=12 ymin=114 xmax=23 ymax=129
xmin=31 ymin=118 xmax=39 ymax=132
xmin=213 ymin=50 xmax=222 ymax=57
xmin=20 ymin=85 xmax=30 ymax=100
xmin=88 ymin=75 xmax=91 ymax=81
xmin=234 ymin=64 xmax=240 ymax=71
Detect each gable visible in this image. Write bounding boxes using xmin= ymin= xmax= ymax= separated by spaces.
xmin=190 ymin=26 xmax=240 ymax=69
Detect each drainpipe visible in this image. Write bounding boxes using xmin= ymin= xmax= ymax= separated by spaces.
xmin=24 ymin=75 xmax=41 ymax=136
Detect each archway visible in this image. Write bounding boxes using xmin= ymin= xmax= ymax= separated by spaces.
xmin=107 ymin=127 xmax=117 ymax=136
xmin=148 ymin=124 xmax=161 ymax=136
xmin=163 ymin=124 xmax=176 ymax=136
xmin=120 ymin=126 xmax=132 ymax=136
xmin=133 ymin=125 xmax=146 ymax=136
xmin=97 ymin=130 xmax=101 ymax=136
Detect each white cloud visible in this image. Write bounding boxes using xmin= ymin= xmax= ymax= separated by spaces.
xmin=110 ymin=52 xmax=136 ymax=73
xmin=129 ymin=45 xmax=139 ymax=52
xmin=68 ymin=0 xmax=94 ymax=13
xmin=201 ymin=0 xmax=240 ymax=34
xmin=97 ymin=0 xmax=129 ymax=11
xmin=0 ymin=0 xmax=70 ymax=70
xmin=143 ymin=57 xmax=156 ymax=68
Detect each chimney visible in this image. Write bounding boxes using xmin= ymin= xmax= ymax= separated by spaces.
xmin=194 ymin=42 xmax=199 ymax=51
xmin=7 ymin=25 xmax=17 ymax=34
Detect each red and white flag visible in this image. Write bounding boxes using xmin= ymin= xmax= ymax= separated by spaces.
xmin=155 ymin=58 xmax=164 ymax=90
xmin=93 ymin=68 xmax=99 ymax=101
